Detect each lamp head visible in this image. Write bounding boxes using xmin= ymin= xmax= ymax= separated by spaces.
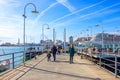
xmin=32 ymin=10 xmax=39 ymax=14
xmin=96 ymin=24 xmax=99 ymax=27
xmin=46 ymin=27 xmax=50 ymax=30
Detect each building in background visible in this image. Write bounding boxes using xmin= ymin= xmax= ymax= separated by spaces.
xmin=69 ymin=36 xmax=73 ymax=44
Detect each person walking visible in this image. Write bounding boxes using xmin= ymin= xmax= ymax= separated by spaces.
xmin=51 ymin=45 xmax=57 ymax=61
xmin=69 ymin=44 xmax=75 ymax=64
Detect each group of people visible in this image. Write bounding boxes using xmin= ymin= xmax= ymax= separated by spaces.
xmin=47 ymin=44 xmax=75 ymax=64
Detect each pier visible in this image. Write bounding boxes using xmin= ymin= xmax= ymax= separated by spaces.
xmin=0 ymin=53 xmax=119 ymax=80
xmin=0 ymin=0 xmax=120 ymax=79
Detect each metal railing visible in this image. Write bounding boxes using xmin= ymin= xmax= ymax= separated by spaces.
xmin=0 ymin=50 xmax=42 ymax=73
xmin=0 ymin=51 xmax=23 ymax=73
xmin=77 ymin=49 xmax=120 ymax=78
xmin=99 ymin=55 xmax=120 ymax=77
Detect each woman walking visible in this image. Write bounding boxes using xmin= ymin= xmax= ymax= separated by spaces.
xmin=69 ymin=44 xmax=75 ymax=64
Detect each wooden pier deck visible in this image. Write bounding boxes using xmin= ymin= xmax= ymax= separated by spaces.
xmin=0 ymin=53 xmax=119 ymax=80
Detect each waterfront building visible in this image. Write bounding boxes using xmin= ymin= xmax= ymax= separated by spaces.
xmin=76 ymin=33 xmax=120 ymax=51
xmin=89 ymin=33 xmax=120 ymax=51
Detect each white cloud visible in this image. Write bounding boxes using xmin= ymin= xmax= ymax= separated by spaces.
xmin=0 ymin=1 xmax=7 ymax=4
xmin=0 ymin=0 xmax=23 ymax=43
xmin=0 ymin=16 xmax=23 ymax=43
xmin=0 ymin=0 xmax=22 ymax=18
xmin=0 ymin=0 xmax=21 ymax=7
xmin=0 ymin=16 xmax=22 ymax=22
xmin=0 ymin=27 xmax=22 ymax=44
xmin=56 ymin=0 xmax=75 ymax=12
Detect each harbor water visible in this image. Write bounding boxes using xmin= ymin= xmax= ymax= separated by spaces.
xmin=0 ymin=46 xmax=42 ymax=72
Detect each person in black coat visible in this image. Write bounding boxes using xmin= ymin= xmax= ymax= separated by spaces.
xmin=47 ymin=51 xmax=51 ymax=62
xmin=69 ymin=44 xmax=75 ymax=64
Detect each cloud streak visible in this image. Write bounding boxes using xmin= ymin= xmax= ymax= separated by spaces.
xmin=34 ymin=2 xmax=58 ymax=24
xmin=53 ymin=2 xmax=120 ymax=28
xmin=56 ymin=0 xmax=75 ymax=12
xmin=78 ymin=3 xmax=120 ymax=18
xmin=50 ymin=0 xmax=106 ymax=24
xmin=103 ymin=17 xmax=120 ymax=23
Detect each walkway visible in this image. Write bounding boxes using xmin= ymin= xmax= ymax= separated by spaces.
xmin=0 ymin=53 xmax=119 ymax=80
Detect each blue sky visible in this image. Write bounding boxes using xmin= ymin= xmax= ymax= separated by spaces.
xmin=0 ymin=0 xmax=120 ymax=44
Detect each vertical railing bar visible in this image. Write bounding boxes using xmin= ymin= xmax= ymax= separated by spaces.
xmin=115 ymin=55 xmax=117 ymax=78
xmin=12 ymin=53 xmax=15 ymax=69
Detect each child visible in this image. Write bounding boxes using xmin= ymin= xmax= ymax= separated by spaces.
xmin=47 ymin=51 xmax=51 ymax=62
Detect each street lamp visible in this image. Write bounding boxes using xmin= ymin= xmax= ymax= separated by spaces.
xmin=86 ymin=29 xmax=89 ymax=41
xmin=114 ymin=27 xmax=119 ymax=77
xmin=95 ymin=23 xmax=104 ymax=55
xmin=23 ymin=3 xmax=38 ymax=65
xmin=116 ymin=30 xmax=120 ymax=50
xmin=42 ymin=24 xmax=50 ymax=53
xmin=95 ymin=23 xmax=104 ymax=67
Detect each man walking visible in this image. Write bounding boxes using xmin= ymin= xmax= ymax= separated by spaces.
xmin=51 ymin=45 xmax=57 ymax=61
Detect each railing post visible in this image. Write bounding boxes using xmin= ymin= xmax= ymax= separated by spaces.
xmin=115 ymin=55 xmax=117 ymax=77
xmin=99 ymin=55 xmax=101 ymax=67
xmin=91 ymin=49 xmax=93 ymax=61
xmin=12 ymin=53 xmax=15 ymax=69
xmin=30 ymin=52 xmax=31 ymax=60
xmin=92 ymin=53 xmax=93 ymax=61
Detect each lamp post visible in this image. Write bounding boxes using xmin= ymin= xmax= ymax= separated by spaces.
xmin=96 ymin=23 xmax=104 ymax=55
xmin=42 ymin=24 xmax=50 ymax=53
xmin=114 ymin=27 xmax=119 ymax=77
xmin=53 ymin=28 xmax=55 ymax=45
xmin=23 ymin=3 xmax=38 ymax=66
xmin=96 ymin=24 xmax=103 ymax=67
xmin=117 ymin=30 xmax=120 ymax=51
xmin=64 ymin=28 xmax=66 ymax=53
xmin=86 ymin=29 xmax=89 ymax=41
xmin=113 ymin=30 xmax=115 ymax=53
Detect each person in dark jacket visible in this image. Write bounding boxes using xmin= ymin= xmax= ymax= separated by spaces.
xmin=69 ymin=44 xmax=75 ymax=64
xmin=47 ymin=51 xmax=51 ymax=62
xmin=51 ymin=45 xmax=57 ymax=61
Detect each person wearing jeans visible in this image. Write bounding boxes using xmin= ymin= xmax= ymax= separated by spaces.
xmin=51 ymin=45 xmax=57 ymax=61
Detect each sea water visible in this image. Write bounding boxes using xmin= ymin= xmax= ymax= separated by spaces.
xmin=0 ymin=46 xmax=42 ymax=69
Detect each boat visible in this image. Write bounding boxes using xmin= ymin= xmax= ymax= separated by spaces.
xmin=0 ymin=59 xmax=10 ymax=72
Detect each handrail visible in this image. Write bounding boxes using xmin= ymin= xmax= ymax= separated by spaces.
xmin=117 ymin=62 xmax=120 ymax=64
xmin=101 ymin=57 xmax=115 ymax=63
xmin=102 ymin=62 xmax=115 ymax=69
xmin=0 ymin=51 xmax=23 ymax=56
xmin=0 ymin=49 xmax=42 ymax=73
xmin=77 ymin=48 xmax=120 ymax=77
xmin=0 ymin=49 xmax=42 ymax=56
